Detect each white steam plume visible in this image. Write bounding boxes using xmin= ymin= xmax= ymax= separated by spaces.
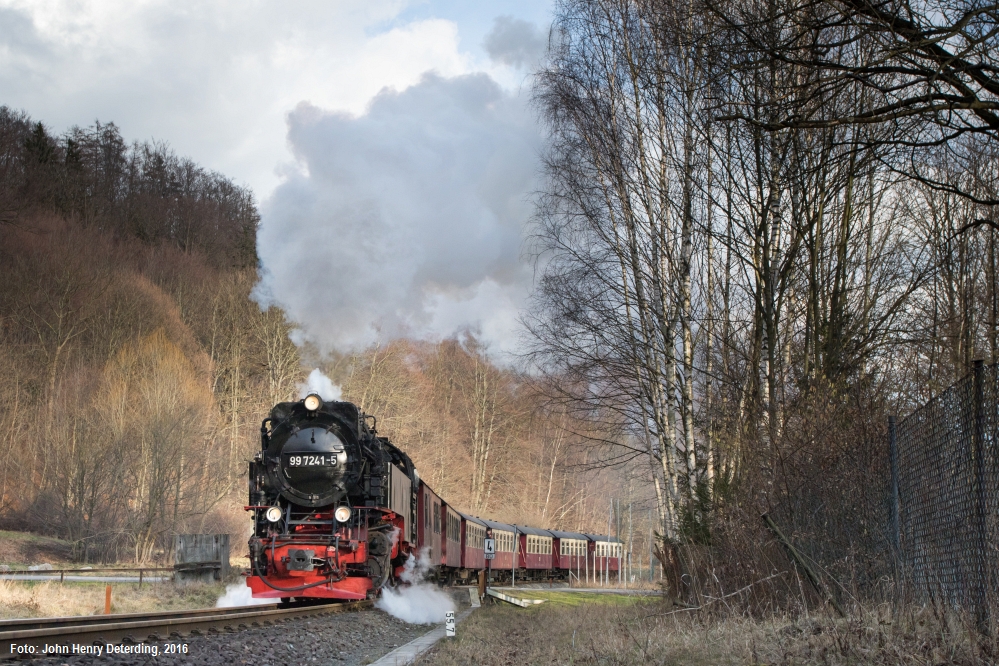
xmin=254 ymin=70 xmax=540 ymax=357
xmin=376 ymin=548 xmax=455 ymax=624
xmin=215 ymin=584 xmax=273 ymax=608
xmin=298 ymin=368 xmax=342 ymax=401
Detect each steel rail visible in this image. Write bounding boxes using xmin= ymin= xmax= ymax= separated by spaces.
xmin=1 ymin=600 xmax=372 ymax=660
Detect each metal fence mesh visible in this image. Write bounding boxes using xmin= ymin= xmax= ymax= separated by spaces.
xmin=891 ymin=361 xmax=998 ymax=625
xmin=763 ymin=361 xmax=998 ymax=628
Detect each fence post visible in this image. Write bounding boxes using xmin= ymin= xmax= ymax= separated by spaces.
xmin=972 ymin=360 xmax=991 ymax=635
xmin=888 ymin=415 xmax=901 ymax=557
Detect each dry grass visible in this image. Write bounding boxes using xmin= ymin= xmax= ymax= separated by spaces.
xmin=0 ymin=579 xmax=228 ymax=619
xmin=419 ymin=594 xmax=993 ymax=665
xmin=0 ymin=530 xmax=76 ymax=566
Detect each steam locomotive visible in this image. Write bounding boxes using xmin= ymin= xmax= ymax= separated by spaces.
xmin=245 ymin=394 xmax=624 ymax=601
xmin=246 ymin=394 xmax=419 ymax=600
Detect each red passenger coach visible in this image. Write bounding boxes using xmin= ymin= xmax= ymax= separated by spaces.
xmin=443 ymin=505 xmax=462 ymax=568
xmin=416 ymin=482 xmax=443 ymax=565
xmin=587 ymin=534 xmax=623 ymax=576
xmin=459 ymin=512 xmax=486 ymax=571
xmin=480 ymin=518 xmax=517 ymax=574
xmin=550 ymin=530 xmax=588 ymax=573
xmin=516 ymin=526 xmax=554 ymax=571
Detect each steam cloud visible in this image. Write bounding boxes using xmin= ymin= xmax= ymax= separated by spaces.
xmin=298 ymin=368 xmax=343 ymax=401
xmin=255 ymin=69 xmax=541 ymax=355
xmin=215 ymin=584 xmax=274 ymax=608
xmin=376 ymin=549 xmax=456 ymax=624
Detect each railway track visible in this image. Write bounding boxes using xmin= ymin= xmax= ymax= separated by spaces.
xmin=1 ymin=600 xmax=372 ymax=660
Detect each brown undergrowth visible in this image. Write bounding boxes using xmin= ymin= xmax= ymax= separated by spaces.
xmin=418 ymin=594 xmax=993 ymax=665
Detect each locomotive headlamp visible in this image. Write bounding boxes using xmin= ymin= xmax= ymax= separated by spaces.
xmin=303 ymin=394 xmax=322 ymax=411
xmin=265 ymin=506 xmax=283 ymax=523
xmin=334 ymin=506 xmax=351 ymax=523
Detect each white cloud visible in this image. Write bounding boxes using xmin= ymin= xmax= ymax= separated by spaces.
xmin=255 ymin=71 xmax=540 ymax=357
xmin=484 ymin=15 xmax=547 ymax=69
xmin=0 ymin=0 xmax=469 ymax=196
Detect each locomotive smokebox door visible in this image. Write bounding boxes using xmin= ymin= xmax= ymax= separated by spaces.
xmin=287 ymin=549 xmax=315 ymax=571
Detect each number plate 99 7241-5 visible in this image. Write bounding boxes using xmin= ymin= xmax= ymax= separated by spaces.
xmin=286 ymin=455 xmax=337 ymax=466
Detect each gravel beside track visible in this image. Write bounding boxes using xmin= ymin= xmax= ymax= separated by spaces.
xmin=15 ymin=589 xmax=471 ymax=666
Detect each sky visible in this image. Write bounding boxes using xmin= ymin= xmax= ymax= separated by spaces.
xmin=0 ymin=0 xmax=554 ymax=357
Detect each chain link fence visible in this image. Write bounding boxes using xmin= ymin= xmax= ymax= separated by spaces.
xmin=890 ymin=360 xmax=998 ymax=630
xmin=761 ymin=361 xmax=998 ymax=631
